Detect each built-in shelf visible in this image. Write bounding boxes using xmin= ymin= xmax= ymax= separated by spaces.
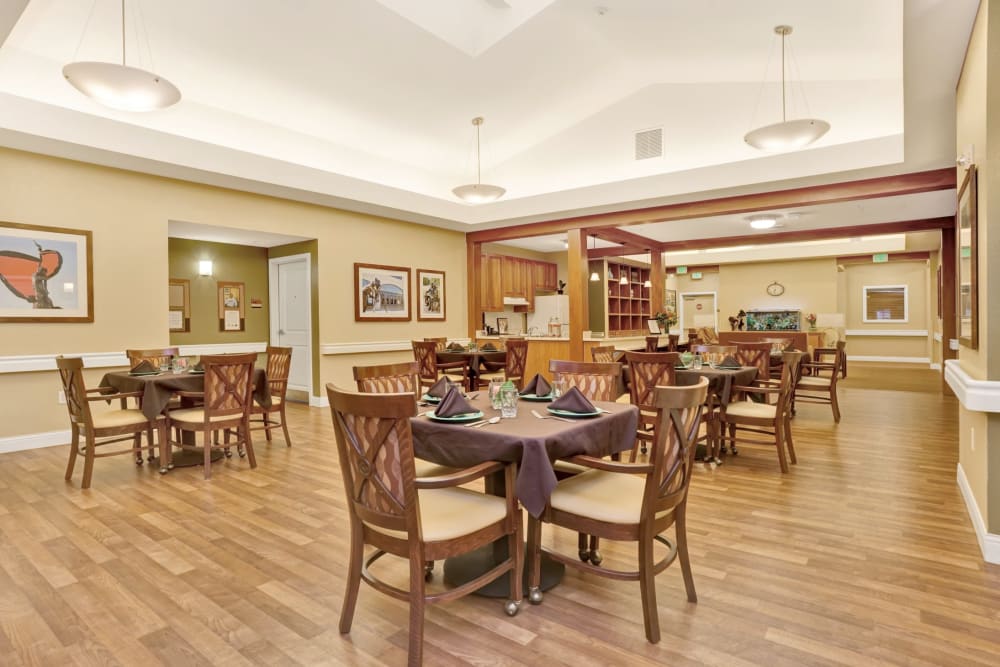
xmin=590 ymin=259 xmax=652 ymax=336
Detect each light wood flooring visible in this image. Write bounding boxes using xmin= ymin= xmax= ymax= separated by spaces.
xmin=1 ymin=365 xmax=998 ymax=666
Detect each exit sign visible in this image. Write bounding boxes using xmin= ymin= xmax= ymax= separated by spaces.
xmin=676 ymin=266 xmax=688 ymax=274
xmin=872 ymin=252 xmax=889 ymax=263
xmin=691 ymin=272 xmax=703 ymax=280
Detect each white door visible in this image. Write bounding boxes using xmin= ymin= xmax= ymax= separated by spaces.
xmin=680 ymin=292 xmax=718 ymax=331
xmin=269 ymin=254 xmax=312 ymax=393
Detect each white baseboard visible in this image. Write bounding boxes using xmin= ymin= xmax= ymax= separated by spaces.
xmin=847 ymin=355 xmax=931 ymax=364
xmin=956 ymin=463 xmax=1000 ymax=564
xmin=0 ymin=430 xmax=70 ymax=455
xmin=309 ymin=394 xmax=329 ymax=408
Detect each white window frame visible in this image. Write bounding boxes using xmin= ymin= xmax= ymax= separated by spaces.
xmin=862 ymin=284 xmax=908 ymax=323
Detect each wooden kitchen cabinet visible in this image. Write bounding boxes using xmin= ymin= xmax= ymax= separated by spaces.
xmin=483 ymin=254 xmax=559 ymax=312
xmin=482 ymin=255 xmax=503 ymax=311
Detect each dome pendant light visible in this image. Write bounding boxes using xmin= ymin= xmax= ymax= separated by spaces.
xmin=453 ymin=117 xmax=506 ymax=204
xmin=619 ymin=246 xmax=629 ymax=286
xmin=589 ymin=235 xmax=600 ymax=282
xmin=744 ymin=25 xmax=829 ymax=152
xmin=63 ymin=0 xmax=180 ymax=112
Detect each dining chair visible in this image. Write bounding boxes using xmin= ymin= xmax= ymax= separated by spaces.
xmin=478 ymin=338 xmax=528 ymax=389
xmin=719 ymin=351 xmax=804 ymax=472
xmin=667 ymin=334 xmax=679 ymax=352
xmin=250 ymin=346 xmax=293 ymax=446
xmin=327 ymin=385 xmax=523 ymax=666
xmin=644 ymin=336 xmax=658 ymax=352
xmin=794 ymin=340 xmax=846 ymax=422
xmin=548 ymin=360 xmax=622 ymax=402
xmin=411 ymin=340 xmax=469 ymax=391
xmin=165 ymin=352 xmax=257 ymax=479
xmin=125 ymin=347 xmax=180 ymax=369
xmin=590 ymin=345 xmax=616 ymax=363
xmin=526 ymin=378 xmax=708 ymax=644
xmin=423 ymin=337 xmax=448 ymax=352
xmin=56 ymin=356 xmax=168 ymax=489
xmin=623 ymin=351 xmax=680 ymax=460
xmin=695 ymin=326 xmax=719 ymax=345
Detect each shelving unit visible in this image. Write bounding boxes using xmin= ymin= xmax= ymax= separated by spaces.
xmin=589 ymin=259 xmax=652 ymax=335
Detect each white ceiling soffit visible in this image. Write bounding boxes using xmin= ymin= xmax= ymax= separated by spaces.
xmin=167 ymin=220 xmax=310 ymax=248
xmin=0 ymin=0 xmax=977 ymax=229
xmin=659 ymin=234 xmax=908 ymax=266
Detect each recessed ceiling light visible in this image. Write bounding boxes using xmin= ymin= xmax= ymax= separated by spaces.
xmin=748 ymin=214 xmax=780 ymax=230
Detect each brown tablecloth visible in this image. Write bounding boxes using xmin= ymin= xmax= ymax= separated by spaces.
xmin=100 ymin=368 xmax=270 ymax=420
xmin=411 ymin=394 xmax=638 ymax=517
xmin=675 ymin=366 xmax=757 ymax=406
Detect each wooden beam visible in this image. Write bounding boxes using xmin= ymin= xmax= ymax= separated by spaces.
xmin=467 ymin=240 xmax=481 ymax=338
xmin=588 ymin=245 xmax=650 ymax=259
xmin=835 ymin=251 xmax=931 ymax=265
xmin=665 ymin=265 xmax=720 ymax=275
xmin=590 ymin=226 xmax=660 ymax=250
xmin=467 ymin=168 xmax=957 ymax=243
xmin=941 ymin=227 xmax=956 ymax=394
xmin=566 ymin=229 xmax=588 ymax=361
xmin=660 ymin=217 xmax=955 ymax=253
xmin=650 ymin=250 xmax=664 ymax=314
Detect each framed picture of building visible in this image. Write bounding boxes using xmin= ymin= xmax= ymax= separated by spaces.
xmin=416 ymin=269 xmax=445 ymax=321
xmin=0 ymin=221 xmax=93 ymax=322
xmin=355 ymin=263 xmax=411 ymax=321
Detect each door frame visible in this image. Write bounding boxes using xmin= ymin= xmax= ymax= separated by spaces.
xmin=678 ymin=291 xmax=718 ymax=332
xmin=268 ymin=253 xmax=313 ymax=396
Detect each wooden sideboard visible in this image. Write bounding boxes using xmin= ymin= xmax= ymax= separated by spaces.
xmin=717 ymin=330 xmax=824 ymax=352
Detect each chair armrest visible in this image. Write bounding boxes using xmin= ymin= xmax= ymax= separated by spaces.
xmin=415 ymin=460 xmax=505 ymax=489
xmin=564 ymin=455 xmax=652 ymax=475
xmin=732 ymin=384 xmax=781 ymax=395
xmin=175 ymin=390 xmax=205 ymax=399
xmin=88 ymin=390 xmax=142 ymax=401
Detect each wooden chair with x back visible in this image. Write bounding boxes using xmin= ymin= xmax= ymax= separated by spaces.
xmin=166 ymin=352 xmax=257 ymax=479
xmin=125 ymin=347 xmax=180 ymax=370
xmin=794 ymin=340 xmax=846 ymax=422
xmin=411 ymin=340 xmax=469 ymax=391
xmin=624 ymin=351 xmax=680 ymax=460
xmin=57 ymin=356 xmax=168 ymax=489
xmin=590 ymin=345 xmax=617 ymax=363
xmin=250 ymin=346 xmax=293 ymax=446
xmin=548 ymin=360 xmax=623 ymax=402
xmin=478 ymin=338 xmax=528 ymax=390
xmin=327 ymin=385 xmax=523 ymax=665
xmin=526 ymin=378 xmax=708 ymax=643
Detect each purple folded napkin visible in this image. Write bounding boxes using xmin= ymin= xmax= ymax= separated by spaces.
xmin=519 ymin=373 xmax=551 ymax=397
xmin=426 ymin=376 xmax=450 ymax=398
xmin=130 ymin=360 xmax=156 ymax=373
xmin=720 ymin=355 xmax=741 ymax=368
xmin=549 ymin=386 xmax=596 ymax=414
xmin=191 ymin=360 xmax=204 ymax=372
xmin=446 ymin=342 xmax=464 ymax=351
xmin=481 ymin=343 xmax=498 ymax=352
xmin=434 ymin=387 xmax=477 ymax=418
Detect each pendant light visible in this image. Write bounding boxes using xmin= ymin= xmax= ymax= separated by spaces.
xmin=589 ymin=235 xmax=600 ymax=282
xmin=744 ymin=25 xmax=829 ymax=152
xmin=619 ymin=246 xmax=629 ymax=286
xmin=63 ymin=0 xmax=180 ymax=112
xmin=643 ymin=250 xmax=653 ymax=288
xmin=453 ymin=117 xmax=506 ymax=203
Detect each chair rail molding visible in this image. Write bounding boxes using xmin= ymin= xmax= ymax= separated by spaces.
xmin=322 ymin=339 xmax=471 ymax=355
xmin=0 ymin=343 xmax=268 ymax=374
xmin=844 ymin=329 xmax=928 ymax=337
xmin=944 ymin=359 xmax=1000 ymax=413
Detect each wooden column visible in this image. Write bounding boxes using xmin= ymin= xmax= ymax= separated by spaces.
xmin=650 ymin=250 xmax=664 ymax=317
xmin=467 ymin=240 xmax=482 ymax=338
xmin=567 ymin=228 xmax=588 ymax=361
xmin=940 ymin=227 xmax=956 ymax=394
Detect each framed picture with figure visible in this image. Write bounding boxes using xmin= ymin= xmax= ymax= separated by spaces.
xmin=355 ymin=263 xmax=411 ymax=321
xmin=416 ymin=269 xmax=445 ymax=321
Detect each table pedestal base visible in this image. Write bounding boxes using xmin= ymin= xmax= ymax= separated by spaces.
xmin=153 ymin=448 xmax=225 ymax=468
xmin=443 ymin=544 xmax=564 ymax=598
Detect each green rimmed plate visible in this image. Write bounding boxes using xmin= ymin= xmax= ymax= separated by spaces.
xmin=421 ymin=394 xmax=443 ymax=404
xmin=128 ymin=370 xmax=161 ymax=376
xmin=547 ymin=407 xmax=600 ymax=418
xmin=519 ymin=393 xmax=553 ymax=402
xmin=427 ymin=410 xmax=484 ymax=423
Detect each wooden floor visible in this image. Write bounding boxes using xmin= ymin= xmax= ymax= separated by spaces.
xmin=1 ymin=365 xmax=998 ymax=666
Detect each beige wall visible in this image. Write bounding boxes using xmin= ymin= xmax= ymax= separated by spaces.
xmin=0 ymin=147 xmax=466 ymax=439
xmin=718 ymin=259 xmax=838 ymax=329
xmin=168 ymin=238 xmax=270 ymax=346
xmin=955 ymin=0 xmax=991 ymax=528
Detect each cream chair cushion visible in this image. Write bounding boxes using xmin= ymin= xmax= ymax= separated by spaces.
xmin=168 ymin=408 xmax=244 ymax=424
xmin=797 ymin=376 xmax=832 ymax=388
xmin=552 ymin=459 xmax=590 ymax=475
xmin=92 ymin=409 xmax=156 ymax=429
xmin=368 ymin=487 xmax=507 ymax=542
xmin=724 ymin=402 xmax=776 ymax=419
xmin=550 ymin=469 xmax=667 ymax=524
xmin=413 ymin=458 xmax=457 ymax=478
xmin=615 ymin=393 xmax=631 ymax=404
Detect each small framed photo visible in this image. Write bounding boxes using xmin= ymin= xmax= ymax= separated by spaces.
xmin=355 ymin=263 xmax=411 ymax=321
xmin=416 ymin=269 xmax=446 ymax=321
xmin=218 ymin=281 xmax=245 ymax=332
xmin=169 ymin=278 xmax=190 ymax=332
xmin=0 ymin=221 xmax=93 ymax=322
xmin=496 ymin=317 xmax=508 ymax=334
xmin=647 ymin=319 xmax=661 ymax=334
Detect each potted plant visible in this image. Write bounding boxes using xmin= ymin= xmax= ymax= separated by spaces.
xmin=654 ymin=309 xmax=677 ymax=333
xmin=805 ymin=312 xmax=817 ymax=331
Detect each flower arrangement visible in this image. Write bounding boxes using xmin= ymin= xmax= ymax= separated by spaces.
xmin=805 ymin=313 xmax=817 ymax=329
xmin=655 ymin=309 xmax=678 ymax=330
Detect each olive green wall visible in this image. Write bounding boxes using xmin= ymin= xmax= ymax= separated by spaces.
xmin=268 ymin=240 xmax=321 ymax=396
xmin=168 ymin=238 xmax=270 ymax=346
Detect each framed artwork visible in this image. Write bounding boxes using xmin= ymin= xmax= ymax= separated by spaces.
xmin=218 ymin=280 xmax=245 ymax=332
xmin=416 ymin=269 xmax=445 ymax=321
xmin=647 ymin=319 xmax=661 ymax=334
xmin=496 ymin=317 xmax=508 ymax=334
xmin=665 ymin=289 xmax=677 ymax=313
xmin=354 ymin=263 xmax=411 ymax=321
xmin=957 ymin=165 xmax=978 ymax=349
xmin=168 ymin=278 xmax=190 ymax=332
xmin=0 ymin=221 xmax=93 ymax=322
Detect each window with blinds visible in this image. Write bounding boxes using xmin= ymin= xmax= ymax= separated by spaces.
xmin=863 ymin=285 xmax=908 ymax=323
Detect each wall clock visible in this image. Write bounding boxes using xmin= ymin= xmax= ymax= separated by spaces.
xmin=766 ymin=281 xmax=785 ymax=296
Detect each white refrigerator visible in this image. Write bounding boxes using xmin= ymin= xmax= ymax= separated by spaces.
xmin=527 ymin=295 xmax=569 ymax=335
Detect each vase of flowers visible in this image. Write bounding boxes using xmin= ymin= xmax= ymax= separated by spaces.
xmin=805 ymin=312 xmax=817 ymax=331
xmin=655 ymin=309 xmax=678 ymax=333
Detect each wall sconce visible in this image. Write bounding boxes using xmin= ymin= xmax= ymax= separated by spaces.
xmin=199 ymin=260 xmax=213 ymax=276
xmin=957 ymin=144 xmax=975 ymax=170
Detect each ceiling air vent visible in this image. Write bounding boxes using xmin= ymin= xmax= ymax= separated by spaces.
xmin=634 ymin=127 xmax=663 ymax=160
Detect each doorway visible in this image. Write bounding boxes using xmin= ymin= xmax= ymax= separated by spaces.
xmin=269 ymin=253 xmax=312 ymax=395
xmin=679 ymin=291 xmax=718 ymax=332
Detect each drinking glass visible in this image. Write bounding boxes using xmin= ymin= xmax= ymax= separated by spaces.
xmin=499 ymin=387 xmax=519 ymax=419
xmin=158 ymin=360 xmax=171 ymax=373
xmin=691 ymin=354 xmax=703 ymax=370
xmin=488 ymin=378 xmax=504 ymax=410
xmin=551 ymin=378 xmax=566 ymax=398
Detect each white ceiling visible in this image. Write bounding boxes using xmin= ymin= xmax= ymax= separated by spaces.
xmin=167 ymin=220 xmax=309 ymax=248
xmin=0 ymin=0 xmax=978 ymax=235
